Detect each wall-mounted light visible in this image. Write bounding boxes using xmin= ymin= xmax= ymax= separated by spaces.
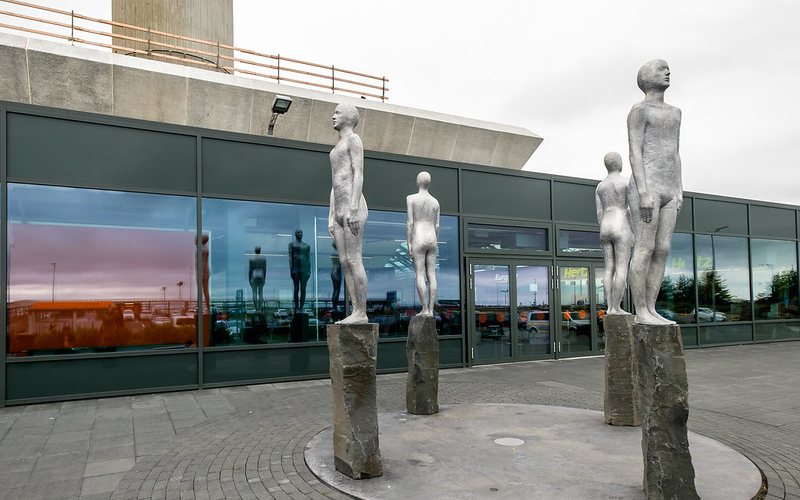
xmin=267 ymin=95 xmax=293 ymax=136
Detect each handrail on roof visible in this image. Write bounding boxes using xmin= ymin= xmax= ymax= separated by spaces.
xmin=0 ymin=0 xmax=389 ymax=101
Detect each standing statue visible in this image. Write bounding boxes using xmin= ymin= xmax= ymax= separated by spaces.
xmin=288 ymin=229 xmax=311 ymax=313
xmin=248 ymin=246 xmax=266 ymax=311
xmin=406 ymin=171 xmax=440 ymax=316
xmin=627 ymin=59 xmax=682 ymax=325
xmin=328 ymin=103 xmax=369 ymax=324
xmin=596 ymin=153 xmax=633 ymax=315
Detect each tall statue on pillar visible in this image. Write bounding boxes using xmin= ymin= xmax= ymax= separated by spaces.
xmin=325 ymin=102 xmax=382 ymax=479
xmin=628 ymin=59 xmax=682 ymax=326
xmin=405 ymin=171 xmax=441 ymax=416
xmin=406 ymin=171 xmax=440 ymax=317
xmin=248 ymin=246 xmax=266 ymax=311
xmin=628 ymin=59 xmax=698 ymax=499
xmin=289 ymin=229 xmax=311 ymax=313
xmin=328 ymin=103 xmax=369 ymax=324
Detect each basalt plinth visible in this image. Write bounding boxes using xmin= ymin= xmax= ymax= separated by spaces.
xmin=406 ymin=315 xmax=439 ymax=415
xmin=604 ymin=314 xmax=639 ymax=426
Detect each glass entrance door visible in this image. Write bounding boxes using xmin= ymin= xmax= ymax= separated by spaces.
xmin=556 ymin=264 xmax=607 ymax=357
xmin=515 ymin=264 xmax=552 ymax=358
xmin=469 ymin=260 xmax=552 ymax=364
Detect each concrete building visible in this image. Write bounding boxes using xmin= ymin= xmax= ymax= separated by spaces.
xmin=0 ymin=31 xmax=797 ymax=405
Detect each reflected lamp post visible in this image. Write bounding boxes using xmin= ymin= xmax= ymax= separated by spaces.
xmin=177 ymin=281 xmax=184 ymax=301
xmin=161 ymin=286 xmax=167 ymax=301
xmin=51 ymin=262 xmax=56 ymax=302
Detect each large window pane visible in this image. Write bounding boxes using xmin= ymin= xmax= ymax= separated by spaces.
xmin=754 ymin=322 xmax=800 ymax=341
xmin=699 ymin=324 xmax=752 ymax=345
xmin=695 ymin=235 xmax=751 ymax=322
xmin=358 ymin=211 xmax=461 ymax=337
xmin=7 ymin=184 xmax=197 ymax=356
xmin=202 ymin=199 xmax=460 ymax=344
xmin=657 ymin=233 xmax=696 ymax=323
xmin=467 ymin=223 xmax=547 ymax=252
xmin=203 ymin=199 xmax=333 ymax=345
xmin=751 ymin=239 xmax=798 ymax=319
xmin=558 ymin=229 xmax=602 ymax=255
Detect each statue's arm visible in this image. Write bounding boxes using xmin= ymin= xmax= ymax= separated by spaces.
xmin=406 ymin=196 xmax=414 ymax=253
xmin=348 ymin=136 xmax=365 ymax=216
xmin=628 ymin=105 xmax=653 ymax=221
xmin=595 ymin=190 xmax=604 ymax=227
xmin=435 ymin=202 xmax=440 ymax=240
xmin=327 ymin=188 xmax=335 ymax=232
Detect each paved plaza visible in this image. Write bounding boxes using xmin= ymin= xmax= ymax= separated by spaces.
xmin=0 ymin=342 xmax=798 ymax=499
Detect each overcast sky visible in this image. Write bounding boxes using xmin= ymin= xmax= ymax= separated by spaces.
xmin=3 ymin=1 xmax=799 ymax=205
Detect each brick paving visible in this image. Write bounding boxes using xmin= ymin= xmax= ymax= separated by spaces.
xmin=0 ymin=342 xmax=797 ymax=499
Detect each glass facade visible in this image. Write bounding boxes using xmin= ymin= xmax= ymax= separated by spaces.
xmin=695 ymin=235 xmax=752 ymax=322
xmin=7 ymin=184 xmax=197 ymax=356
xmin=656 ymin=233 xmax=696 ymax=324
xmin=201 ymin=198 xmax=460 ymax=345
xmin=751 ymin=239 xmax=798 ymax=319
xmin=3 ymin=103 xmax=800 ymax=403
xmin=558 ymin=229 xmax=602 ymax=255
xmin=467 ymin=223 xmax=547 ymax=252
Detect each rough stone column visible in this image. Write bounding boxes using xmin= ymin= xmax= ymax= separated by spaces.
xmin=406 ymin=316 xmax=439 ymax=415
xmin=327 ymin=323 xmax=383 ymax=479
xmin=604 ymin=314 xmax=639 ymax=426
xmin=634 ymin=324 xmax=698 ymax=499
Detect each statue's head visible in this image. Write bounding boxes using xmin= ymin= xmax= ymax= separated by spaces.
xmin=332 ymin=103 xmax=359 ymax=131
xmin=254 ymin=246 xmax=261 ymax=254
xmin=637 ymin=59 xmax=670 ymax=93
xmin=604 ymin=152 xmax=623 ymax=173
xmin=416 ymin=171 xmax=431 ymax=189
xmin=295 ymin=229 xmax=303 ymax=241
xmin=201 ymin=233 xmax=209 ymax=244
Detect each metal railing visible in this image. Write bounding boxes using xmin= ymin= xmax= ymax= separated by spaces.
xmin=0 ymin=0 xmax=389 ymax=101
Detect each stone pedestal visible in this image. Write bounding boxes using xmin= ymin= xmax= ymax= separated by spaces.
xmin=406 ymin=316 xmax=439 ymax=415
xmin=290 ymin=313 xmax=309 ymax=343
xmin=604 ymin=314 xmax=639 ymax=426
xmin=327 ymin=323 xmax=383 ymax=479
xmin=634 ymin=323 xmax=698 ymax=499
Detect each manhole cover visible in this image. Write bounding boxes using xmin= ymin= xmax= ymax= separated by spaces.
xmin=493 ymin=437 xmax=525 ymax=446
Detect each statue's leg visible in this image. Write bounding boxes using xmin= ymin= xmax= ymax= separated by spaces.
xmin=646 ymin=203 xmax=678 ymax=324
xmin=412 ymin=248 xmax=428 ymax=315
xmin=629 ymin=196 xmax=661 ymax=325
xmin=293 ymin=278 xmax=300 ymax=312
xmin=251 ymin=284 xmax=258 ymax=310
xmin=338 ymin=229 xmax=368 ymax=324
xmin=330 ymin=223 xmax=354 ymax=320
xmin=601 ymin=241 xmax=617 ymax=313
xmin=613 ymin=236 xmax=633 ymax=315
xmin=425 ymin=249 xmax=438 ymax=316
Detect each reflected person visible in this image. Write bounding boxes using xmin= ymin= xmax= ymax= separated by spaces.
xmin=627 ymin=59 xmax=682 ymax=325
xmin=328 ymin=103 xmax=369 ymax=324
xmin=289 ymin=229 xmax=311 ymax=313
xmin=406 ymin=171 xmax=440 ymax=317
xmin=248 ymin=246 xmax=267 ymax=311
xmin=595 ymin=152 xmax=633 ymax=315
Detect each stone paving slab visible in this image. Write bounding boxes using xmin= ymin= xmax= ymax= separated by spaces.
xmin=0 ymin=342 xmax=797 ymax=498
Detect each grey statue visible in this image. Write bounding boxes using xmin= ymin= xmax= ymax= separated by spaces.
xmin=596 ymin=152 xmax=633 ymax=315
xmin=627 ymin=59 xmax=682 ymax=325
xmin=328 ymin=103 xmax=369 ymax=324
xmin=406 ymin=171 xmax=440 ymax=317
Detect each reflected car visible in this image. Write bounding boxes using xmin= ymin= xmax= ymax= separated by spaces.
xmin=656 ymin=309 xmax=677 ymax=321
xmin=520 ymin=310 xmax=550 ymax=335
xmin=122 ymin=310 xmax=135 ymax=321
xmin=152 ymin=316 xmax=170 ymax=326
xmin=692 ymin=307 xmax=726 ymax=322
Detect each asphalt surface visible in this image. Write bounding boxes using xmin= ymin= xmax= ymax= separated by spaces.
xmin=0 ymin=341 xmax=798 ymax=499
